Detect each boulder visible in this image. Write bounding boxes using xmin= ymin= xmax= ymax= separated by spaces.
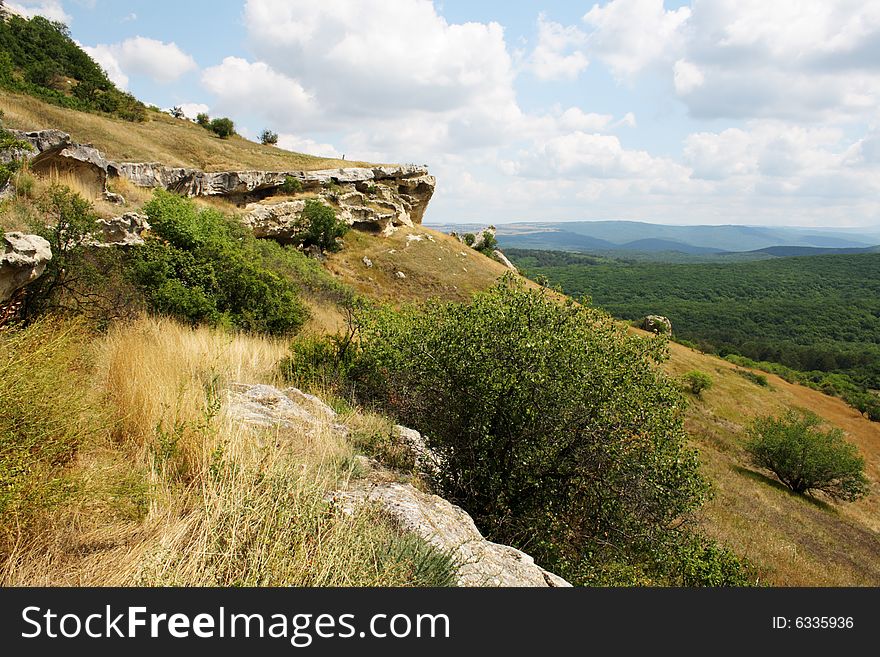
xmin=641 ymin=315 xmax=673 ymax=335
xmin=0 ymin=232 xmax=52 ymax=302
xmin=225 ymin=383 xmax=346 ymax=436
xmin=243 ymin=200 xmax=309 ymax=243
xmin=492 ymin=249 xmax=518 ymax=273
xmin=30 ymin=144 xmax=111 ymax=197
xmin=330 ymin=480 xmax=572 ymax=587
xmin=92 ymin=212 xmax=150 ymax=247
xmin=392 ymin=425 xmax=442 ymax=478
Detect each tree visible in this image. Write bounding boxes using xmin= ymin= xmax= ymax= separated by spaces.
xmin=351 ymin=278 xmax=712 ymax=583
xmin=209 ymin=117 xmax=235 ymax=139
xmin=170 ymin=106 xmax=185 ymax=119
xmin=260 ymin=129 xmax=279 ymax=145
xmin=745 ymin=410 xmax=869 ymax=501
xmin=683 ymin=370 xmax=713 ymax=397
xmin=300 ymin=200 xmax=348 ymax=253
xmin=196 ymin=112 xmax=210 ymax=127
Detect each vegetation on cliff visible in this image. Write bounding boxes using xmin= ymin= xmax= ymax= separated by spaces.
xmin=0 ymin=15 xmax=146 ymax=121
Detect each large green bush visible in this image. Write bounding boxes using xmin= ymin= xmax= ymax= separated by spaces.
xmin=745 ymin=410 xmax=869 ymax=501
xmin=348 ymin=278 xmax=739 ymax=584
xmin=130 ymin=191 xmax=309 ymax=335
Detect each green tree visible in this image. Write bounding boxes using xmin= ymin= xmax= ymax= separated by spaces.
xmin=260 ymin=129 xmax=279 ymax=145
xmin=300 ymin=199 xmax=348 ymax=253
xmin=683 ymin=370 xmax=713 ymax=397
xmin=196 ymin=112 xmax=210 ymax=127
xmin=209 ymin=117 xmax=235 ymax=139
xmin=745 ymin=410 xmax=869 ymax=501
xmin=351 ymin=278 xmax=714 ymax=583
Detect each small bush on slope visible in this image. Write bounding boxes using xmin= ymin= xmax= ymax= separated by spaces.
xmin=345 ymin=277 xmax=754 ymax=585
xmin=745 ymin=410 xmax=868 ymax=501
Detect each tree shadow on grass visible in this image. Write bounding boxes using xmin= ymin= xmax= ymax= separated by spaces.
xmin=731 ymin=465 xmax=837 ymax=513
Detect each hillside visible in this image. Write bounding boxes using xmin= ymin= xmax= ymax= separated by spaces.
xmin=0 ymin=89 xmax=372 ymax=172
xmin=2 ymin=19 xmax=879 ymax=587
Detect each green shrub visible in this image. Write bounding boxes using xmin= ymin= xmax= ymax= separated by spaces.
xmin=209 ymin=117 xmax=235 ymax=139
xmin=745 ymin=410 xmax=869 ymax=501
xmin=478 ymin=230 xmax=498 ymax=253
xmin=349 ymin=277 xmax=719 ymax=584
xmin=129 ymin=191 xmax=309 ymax=335
xmin=736 ymin=369 xmax=769 ymax=387
xmin=300 ymin=199 xmax=348 ymax=253
xmin=683 ymin=370 xmax=713 ymax=396
xmin=196 ymin=113 xmax=210 ymax=127
xmin=462 ymin=233 xmax=476 ymax=247
xmin=279 ymin=175 xmax=303 ymax=194
xmin=260 ymin=129 xmax=279 ymax=146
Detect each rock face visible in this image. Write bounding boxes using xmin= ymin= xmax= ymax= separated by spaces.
xmin=331 ymin=480 xmax=571 ymax=587
xmin=492 ymin=249 xmax=518 ymax=273
xmin=225 ymin=383 xmax=570 ymax=587
xmin=0 ymin=232 xmax=52 ymax=302
xmin=641 ymin=315 xmax=673 ymax=335
xmin=2 ymin=129 xmax=435 ymax=237
xmin=92 ymin=212 xmax=151 ymax=247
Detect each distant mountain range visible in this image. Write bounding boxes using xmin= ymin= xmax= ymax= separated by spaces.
xmin=427 ymin=220 xmax=880 ymax=260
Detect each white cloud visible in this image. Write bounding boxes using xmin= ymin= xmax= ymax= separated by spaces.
xmin=242 ymin=0 xmax=517 ymax=123
xmin=83 ymin=37 xmax=197 ymax=88
xmin=529 ymin=13 xmax=589 ymax=81
xmin=81 ymin=43 xmax=129 ymax=88
xmin=276 ymin=134 xmax=341 ymax=159
xmin=201 ymin=57 xmax=315 ymax=125
xmin=583 ymin=0 xmax=691 ymax=79
xmin=673 ymin=59 xmax=704 ymax=95
xmin=5 ymin=1 xmax=70 ymax=23
xmin=177 ymin=103 xmax=210 ymax=120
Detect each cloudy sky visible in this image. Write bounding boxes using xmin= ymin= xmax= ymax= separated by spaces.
xmin=9 ymin=0 xmax=880 ymax=227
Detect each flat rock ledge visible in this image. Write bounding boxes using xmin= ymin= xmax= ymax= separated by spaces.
xmin=224 ymin=383 xmax=570 ymax=587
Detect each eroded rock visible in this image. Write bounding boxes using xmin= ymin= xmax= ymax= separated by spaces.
xmin=92 ymin=212 xmax=151 ymax=247
xmin=330 ymin=480 xmax=572 ymax=588
xmin=0 ymin=232 xmax=52 ymax=302
xmin=641 ymin=315 xmax=673 ymax=335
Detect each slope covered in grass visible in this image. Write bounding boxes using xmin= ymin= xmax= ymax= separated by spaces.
xmin=0 ymin=89 xmax=377 ymax=172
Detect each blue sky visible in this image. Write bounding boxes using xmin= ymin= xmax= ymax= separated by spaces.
xmin=9 ymin=0 xmax=880 ymax=228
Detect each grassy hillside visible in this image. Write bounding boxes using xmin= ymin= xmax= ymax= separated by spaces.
xmin=661 ymin=339 xmax=880 ymax=585
xmin=0 ymin=89 xmax=374 ymax=171
xmin=325 ymin=225 xmax=515 ymax=304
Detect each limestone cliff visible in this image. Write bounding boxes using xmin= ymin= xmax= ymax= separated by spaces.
xmin=11 ymin=129 xmax=436 ymax=237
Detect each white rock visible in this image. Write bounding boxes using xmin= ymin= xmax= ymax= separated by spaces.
xmin=0 ymin=232 xmax=52 ymax=302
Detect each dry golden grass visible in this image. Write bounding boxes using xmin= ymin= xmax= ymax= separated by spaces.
xmin=656 ymin=337 xmax=880 ymax=586
xmin=0 ymin=90 xmax=380 ymax=172
xmin=325 ymin=225 xmax=514 ymax=304
xmin=2 ymin=316 xmax=448 ymax=586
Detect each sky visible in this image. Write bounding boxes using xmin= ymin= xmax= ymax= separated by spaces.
xmin=8 ymin=0 xmax=880 ymax=227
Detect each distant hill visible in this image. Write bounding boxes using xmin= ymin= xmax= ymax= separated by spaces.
xmin=427 ymin=220 xmax=880 ymax=260
xmin=733 ymin=245 xmax=880 ymax=258
xmin=617 ymin=238 xmax=727 ymax=255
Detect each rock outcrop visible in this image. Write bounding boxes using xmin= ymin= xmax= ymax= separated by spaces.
xmin=92 ymin=212 xmax=151 ymax=247
xmin=641 ymin=315 xmax=673 ymax=335
xmin=0 ymin=232 xmax=52 ymax=302
xmin=225 ymin=383 xmax=570 ymax=587
xmin=492 ymin=249 xmax=518 ymax=273
xmin=3 ymin=129 xmax=435 ymax=237
xmin=330 ymin=479 xmax=571 ymax=588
